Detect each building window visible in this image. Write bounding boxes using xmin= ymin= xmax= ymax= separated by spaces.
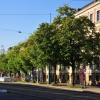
xmin=97 ymin=10 xmax=100 ymax=21
xmin=89 ymin=14 xmax=93 ymax=22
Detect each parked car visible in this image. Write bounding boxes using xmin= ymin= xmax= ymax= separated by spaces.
xmin=0 ymin=77 xmax=11 ymax=82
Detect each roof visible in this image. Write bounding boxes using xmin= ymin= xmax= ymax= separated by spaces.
xmin=75 ymin=0 xmax=100 ymax=15
xmin=77 ymin=0 xmax=98 ymax=12
xmin=80 ymin=1 xmax=94 ymax=10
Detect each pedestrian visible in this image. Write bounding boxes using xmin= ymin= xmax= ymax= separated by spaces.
xmin=79 ymin=65 xmax=86 ymax=88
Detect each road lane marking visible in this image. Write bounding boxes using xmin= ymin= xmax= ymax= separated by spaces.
xmin=0 ymin=89 xmax=7 ymax=93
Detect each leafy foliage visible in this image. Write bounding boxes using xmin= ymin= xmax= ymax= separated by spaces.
xmin=0 ymin=5 xmax=99 ymax=85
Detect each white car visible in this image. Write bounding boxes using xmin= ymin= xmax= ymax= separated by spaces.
xmin=0 ymin=77 xmax=11 ymax=82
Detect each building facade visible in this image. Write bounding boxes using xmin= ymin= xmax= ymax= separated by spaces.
xmin=75 ymin=0 xmax=100 ymax=32
xmin=75 ymin=0 xmax=100 ymax=85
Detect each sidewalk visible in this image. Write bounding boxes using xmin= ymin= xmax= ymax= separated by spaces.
xmin=83 ymin=87 xmax=100 ymax=94
xmin=33 ymin=83 xmax=100 ymax=94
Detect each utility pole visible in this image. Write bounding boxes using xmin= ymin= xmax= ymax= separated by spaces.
xmin=0 ymin=45 xmax=5 ymax=54
xmin=50 ymin=13 xmax=52 ymax=24
xmin=47 ymin=13 xmax=52 ymax=84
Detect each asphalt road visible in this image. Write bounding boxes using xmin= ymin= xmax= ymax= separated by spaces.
xmin=0 ymin=83 xmax=100 ymax=100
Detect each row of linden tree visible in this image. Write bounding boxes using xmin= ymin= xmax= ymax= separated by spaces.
xmin=0 ymin=5 xmax=100 ymax=85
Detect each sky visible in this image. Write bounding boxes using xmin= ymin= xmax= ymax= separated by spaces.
xmin=0 ymin=0 xmax=93 ymax=51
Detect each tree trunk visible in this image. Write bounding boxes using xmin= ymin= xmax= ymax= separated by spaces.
xmin=72 ymin=61 xmax=75 ymax=86
xmin=91 ymin=72 xmax=96 ymax=86
xmin=72 ymin=67 xmax=75 ymax=86
xmin=37 ymin=68 xmax=39 ymax=84
xmin=53 ymin=64 xmax=57 ymax=84
xmin=91 ymin=62 xmax=96 ymax=86
xmin=48 ymin=65 xmax=51 ymax=84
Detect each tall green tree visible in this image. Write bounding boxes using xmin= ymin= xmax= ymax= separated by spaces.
xmin=0 ymin=53 xmax=8 ymax=73
xmin=56 ymin=4 xmax=76 ymax=17
xmin=54 ymin=5 xmax=97 ymax=85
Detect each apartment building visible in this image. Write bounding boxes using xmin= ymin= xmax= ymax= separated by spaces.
xmin=75 ymin=0 xmax=100 ymax=85
xmin=75 ymin=0 xmax=100 ymax=32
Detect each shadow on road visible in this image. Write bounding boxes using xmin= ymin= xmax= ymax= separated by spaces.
xmin=0 ymin=83 xmax=100 ymax=100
